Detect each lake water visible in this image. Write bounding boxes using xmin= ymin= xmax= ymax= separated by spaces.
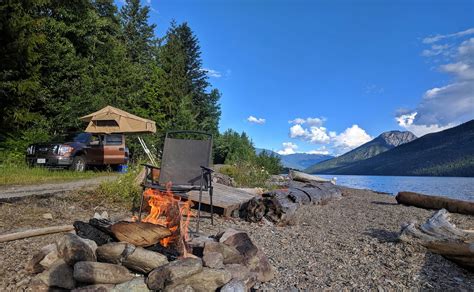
xmin=316 ymin=174 xmax=474 ymax=202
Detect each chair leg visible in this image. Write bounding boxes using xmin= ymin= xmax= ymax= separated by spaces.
xmin=138 ymin=189 xmax=145 ymax=222
xmin=210 ymin=185 xmax=214 ymax=225
xmin=196 ymin=171 xmax=204 ymax=234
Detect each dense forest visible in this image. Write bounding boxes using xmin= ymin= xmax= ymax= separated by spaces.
xmin=0 ymin=0 xmax=281 ymax=175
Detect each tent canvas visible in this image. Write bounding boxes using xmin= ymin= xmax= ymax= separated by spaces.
xmin=80 ymin=106 xmax=156 ymax=134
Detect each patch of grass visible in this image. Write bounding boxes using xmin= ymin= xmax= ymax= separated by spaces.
xmin=94 ymin=164 xmax=142 ymax=204
xmin=220 ymin=162 xmax=271 ymax=188
xmin=0 ymin=163 xmax=112 ymax=186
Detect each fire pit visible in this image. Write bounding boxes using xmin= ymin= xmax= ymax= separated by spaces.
xmin=26 ymin=187 xmax=274 ymax=291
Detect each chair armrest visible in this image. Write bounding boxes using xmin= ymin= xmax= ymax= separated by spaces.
xmin=141 ymin=163 xmax=160 ymax=170
xmin=200 ymin=166 xmax=214 ymax=173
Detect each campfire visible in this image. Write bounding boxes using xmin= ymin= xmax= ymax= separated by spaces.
xmin=26 ymin=187 xmax=275 ymax=291
xmin=134 ymin=184 xmax=193 ymax=250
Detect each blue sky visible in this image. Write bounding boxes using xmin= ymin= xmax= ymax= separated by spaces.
xmin=132 ymin=0 xmax=474 ymax=156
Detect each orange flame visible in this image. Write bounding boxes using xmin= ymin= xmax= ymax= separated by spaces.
xmin=140 ymin=183 xmax=193 ymax=248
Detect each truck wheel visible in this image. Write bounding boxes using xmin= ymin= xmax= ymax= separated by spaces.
xmin=71 ymin=156 xmax=86 ymax=172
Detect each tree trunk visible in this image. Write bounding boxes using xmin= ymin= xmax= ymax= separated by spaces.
xmin=396 ymin=191 xmax=474 ymax=215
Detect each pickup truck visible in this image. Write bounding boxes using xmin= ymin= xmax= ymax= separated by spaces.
xmin=26 ymin=133 xmax=129 ymax=171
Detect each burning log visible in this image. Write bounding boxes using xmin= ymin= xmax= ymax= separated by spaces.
xmin=110 ymin=221 xmax=172 ymax=247
xmin=396 ymin=191 xmax=474 ymax=215
xmin=399 ymin=209 xmax=474 ymax=270
xmin=73 ymin=221 xmax=114 ymax=246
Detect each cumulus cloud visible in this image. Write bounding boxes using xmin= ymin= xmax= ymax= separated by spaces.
xmin=331 ymin=125 xmax=372 ymax=153
xmin=247 ymin=115 xmax=266 ymax=124
xmin=287 ymin=118 xmax=372 ymax=155
xmin=277 ymin=142 xmax=298 ymax=155
xmin=397 ymin=29 xmax=474 ymax=136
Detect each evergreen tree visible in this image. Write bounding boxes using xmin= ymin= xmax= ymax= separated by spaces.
xmin=119 ymin=0 xmax=156 ymax=64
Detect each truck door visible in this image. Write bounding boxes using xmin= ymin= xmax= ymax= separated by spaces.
xmin=103 ymin=134 xmax=126 ymax=165
xmin=85 ymin=135 xmax=104 ymax=165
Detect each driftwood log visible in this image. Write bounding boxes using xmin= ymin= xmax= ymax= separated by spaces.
xmin=396 ymin=191 xmax=474 ymax=215
xmin=399 ymin=209 xmax=474 ymax=270
xmin=110 ymin=221 xmax=172 ymax=247
xmin=289 ymin=170 xmax=333 ymax=184
xmin=240 ymin=181 xmax=342 ymax=225
xmin=0 ymin=225 xmax=74 ymax=243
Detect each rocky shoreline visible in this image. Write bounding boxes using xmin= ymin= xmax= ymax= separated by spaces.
xmin=1 ymin=186 xmax=473 ymax=290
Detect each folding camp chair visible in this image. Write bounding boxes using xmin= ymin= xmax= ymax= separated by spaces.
xmin=139 ymin=131 xmax=214 ymax=233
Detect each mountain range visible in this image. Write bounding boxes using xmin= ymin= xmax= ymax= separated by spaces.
xmin=305 ymin=130 xmax=417 ymax=174
xmin=255 ymin=148 xmax=333 ymax=170
xmin=305 ymin=120 xmax=474 ymax=177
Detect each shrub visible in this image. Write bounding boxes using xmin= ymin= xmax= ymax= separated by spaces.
xmin=95 ymin=164 xmax=142 ymax=203
xmin=220 ymin=162 xmax=270 ymax=188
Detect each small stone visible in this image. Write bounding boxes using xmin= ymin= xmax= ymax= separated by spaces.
xmin=42 ymin=213 xmax=53 ymax=219
xmin=220 ymin=279 xmax=246 ymax=292
xmin=57 ymin=233 xmax=96 ymax=265
xmin=26 ymin=244 xmax=57 ymax=274
xmin=39 ymin=249 xmax=60 ymax=269
xmin=34 ymin=259 xmax=75 ymax=289
xmin=73 ymin=261 xmax=134 ymax=284
xmin=202 ymin=251 xmax=224 ymax=268
xmin=203 ymin=242 xmax=243 ymax=264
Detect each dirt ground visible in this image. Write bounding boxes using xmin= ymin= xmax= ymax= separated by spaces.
xmin=0 ymin=187 xmax=473 ymax=290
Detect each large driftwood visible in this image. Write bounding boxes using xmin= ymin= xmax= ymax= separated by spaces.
xmin=399 ymin=209 xmax=474 ymax=270
xmin=289 ymin=170 xmax=333 ymax=184
xmin=241 ymin=181 xmax=342 ymax=225
xmin=0 ymin=225 xmax=74 ymax=243
xmin=110 ymin=221 xmax=172 ymax=247
xmin=396 ymin=191 xmax=474 ymax=215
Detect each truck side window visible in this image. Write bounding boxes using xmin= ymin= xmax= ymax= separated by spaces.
xmin=105 ymin=134 xmax=123 ymax=145
xmin=89 ymin=135 xmax=101 ymax=146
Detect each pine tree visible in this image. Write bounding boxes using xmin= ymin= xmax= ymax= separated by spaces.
xmin=119 ymin=0 xmax=156 ymax=64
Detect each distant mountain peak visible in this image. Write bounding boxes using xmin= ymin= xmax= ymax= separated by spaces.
xmin=377 ymin=131 xmax=417 ymax=147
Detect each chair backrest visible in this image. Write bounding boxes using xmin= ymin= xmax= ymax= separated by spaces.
xmin=158 ymin=131 xmax=212 ymax=187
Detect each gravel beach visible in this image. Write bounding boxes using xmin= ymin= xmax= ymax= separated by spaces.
xmin=0 ymin=187 xmax=473 ymax=290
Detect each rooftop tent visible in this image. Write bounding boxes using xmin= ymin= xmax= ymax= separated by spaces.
xmin=80 ymin=106 xmax=156 ymax=134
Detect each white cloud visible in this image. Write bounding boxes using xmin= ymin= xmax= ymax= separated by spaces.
xmin=277 ymin=142 xmax=298 ymax=155
xmin=397 ymin=29 xmax=474 ymax=134
xmin=422 ymin=28 xmax=474 ymax=44
xmin=396 ymin=112 xmax=455 ymax=136
xmin=288 ymin=117 xmax=325 ymax=126
xmin=306 ymin=146 xmax=330 ymax=155
xmin=289 ymin=124 xmax=307 ymax=138
xmin=202 ymin=68 xmax=222 ymax=78
xmin=247 ymin=115 xmax=266 ymax=124
xmin=331 ymin=125 xmax=372 ymax=153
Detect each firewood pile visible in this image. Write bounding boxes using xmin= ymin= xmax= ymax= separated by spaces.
xmin=240 ymin=171 xmax=343 ymax=226
xmin=26 ymin=217 xmax=274 ymax=291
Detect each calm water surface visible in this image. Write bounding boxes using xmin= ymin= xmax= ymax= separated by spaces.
xmin=316 ymin=174 xmax=474 ymax=202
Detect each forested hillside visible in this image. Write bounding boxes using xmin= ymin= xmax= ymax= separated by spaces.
xmin=310 ymin=120 xmax=474 ymax=177
xmin=0 ymin=0 xmax=220 ymax=158
xmin=305 ymin=131 xmax=416 ymax=174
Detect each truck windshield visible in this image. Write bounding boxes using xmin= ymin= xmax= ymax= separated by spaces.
xmin=73 ymin=133 xmax=91 ymax=143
